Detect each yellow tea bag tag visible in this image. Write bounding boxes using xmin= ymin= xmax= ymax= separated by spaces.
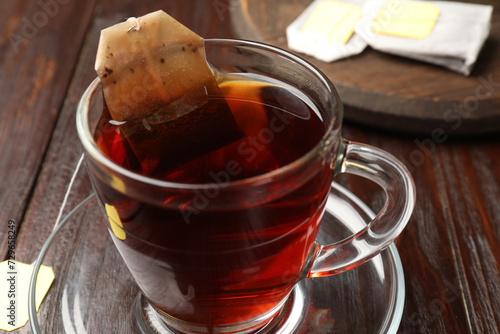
xmin=372 ymin=0 xmax=440 ymax=38
xmin=0 ymin=260 xmax=54 ymax=331
xmin=301 ymin=1 xmax=362 ymax=45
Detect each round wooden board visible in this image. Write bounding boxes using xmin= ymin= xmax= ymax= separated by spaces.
xmin=230 ymin=0 xmax=500 ymax=135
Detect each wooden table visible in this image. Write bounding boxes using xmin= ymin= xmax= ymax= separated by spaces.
xmin=1 ymin=0 xmax=499 ymax=333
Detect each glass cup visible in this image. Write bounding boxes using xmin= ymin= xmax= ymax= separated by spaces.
xmin=76 ymin=39 xmax=415 ymax=334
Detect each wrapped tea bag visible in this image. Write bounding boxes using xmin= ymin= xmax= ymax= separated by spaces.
xmin=95 ymin=11 xmax=242 ymax=174
xmin=354 ymin=0 xmax=493 ymax=75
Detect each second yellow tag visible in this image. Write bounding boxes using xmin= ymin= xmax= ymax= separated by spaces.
xmin=372 ymin=0 xmax=440 ymax=38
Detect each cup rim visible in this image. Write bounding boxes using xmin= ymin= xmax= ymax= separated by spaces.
xmin=76 ymin=38 xmax=343 ymax=190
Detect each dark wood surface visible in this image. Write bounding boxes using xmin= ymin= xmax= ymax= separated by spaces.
xmin=231 ymin=0 xmax=500 ymax=135
xmin=1 ymin=0 xmax=499 ymax=333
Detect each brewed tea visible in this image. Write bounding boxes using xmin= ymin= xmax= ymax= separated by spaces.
xmin=92 ymin=74 xmax=332 ymax=326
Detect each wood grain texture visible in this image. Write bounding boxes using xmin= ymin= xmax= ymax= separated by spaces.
xmin=339 ymin=125 xmax=500 ymax=333
xmin=2 ymin=0 xmax=499 ymax=333
xmin=0 ymin=0 xmax=97 ymax=260
xmin=434 ymin=139 xmax=500 ymax=333
xmin=230 ymin=0 xmax=500 ymax=135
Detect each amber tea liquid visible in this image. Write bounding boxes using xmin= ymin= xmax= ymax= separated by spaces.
xmin=92 ymin=74 xmax=332 ymax=327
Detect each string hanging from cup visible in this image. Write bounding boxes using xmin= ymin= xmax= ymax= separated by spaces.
xmin=53 ymin=153 xmax=85 ymax=232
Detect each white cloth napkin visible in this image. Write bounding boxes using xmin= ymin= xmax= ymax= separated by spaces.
xmin=354 ymin=0 xmax=493 ymax=75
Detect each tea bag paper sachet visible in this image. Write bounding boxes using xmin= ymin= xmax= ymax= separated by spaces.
xmin=287 ymin=0 xmax=369 ymax=62
xmin=354 ymin=0 xmax=493 ymax=75
xmin=95 ymin=11 xmax=242 ymax=174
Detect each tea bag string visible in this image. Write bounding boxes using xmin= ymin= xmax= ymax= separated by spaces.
xmin=53 ymin=153 xmax=85 ymax=232
xmin=126 ymin=17 xmax=141 ymax=32
xmin=29 ymin=153 xmax=85 ymax=266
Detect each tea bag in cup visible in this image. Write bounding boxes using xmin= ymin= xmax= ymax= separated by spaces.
xmin=95 ymin=11 xmax=242 ymax=175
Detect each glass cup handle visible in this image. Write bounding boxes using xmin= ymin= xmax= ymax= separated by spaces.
xmin=308 ymin=140 xmax=416 ymax=278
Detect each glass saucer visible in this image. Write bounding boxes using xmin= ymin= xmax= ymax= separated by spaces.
xmin=29 ymin=182 xmax=405 ymax=333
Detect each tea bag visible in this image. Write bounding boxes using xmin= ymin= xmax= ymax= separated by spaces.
xmin=95 ymin=10 xmax=242 ymax=174
xmin=354 ymin=0 xmax=493 ymax=75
